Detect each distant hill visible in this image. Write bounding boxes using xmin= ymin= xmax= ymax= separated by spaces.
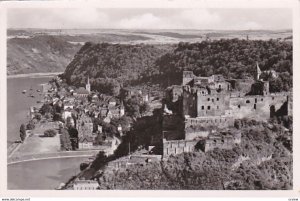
xmin=7 ymin=35 xmax=81 ymax=75
xmin=62 ymin=42 xmax=175 ymax=86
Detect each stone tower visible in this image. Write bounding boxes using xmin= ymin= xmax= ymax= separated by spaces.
xmin=86 ymin=76 xmax=91 ymax=93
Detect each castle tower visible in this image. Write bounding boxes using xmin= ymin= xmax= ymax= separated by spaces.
xmin=86 ymin=76 xmax=91 ymax=93
xmin=255 ymin=62 xmax=262 ymax=81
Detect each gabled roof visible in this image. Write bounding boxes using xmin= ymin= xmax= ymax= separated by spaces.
xmin=79 ymin=136 xmax=94 ymax=143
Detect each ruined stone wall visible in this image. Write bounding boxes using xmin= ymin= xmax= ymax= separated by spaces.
xmin=229 ymin=79 xmax=254 ymax=94
xmin=229 ymin=94 xmax=288 ymax=120
xmin=196 ymin=92 xmax=230 ymax=117
xmin=182 ymin=71 xmax=194 ymax=85
xmin=185 ymin=129 xmax=210 ymax=140
xmin=212 ymin=81 xmax=231 ymax=92
xmin=200 ymin=136 xmax=235 ymax=152
xmin=163 ymin=139 xmax=198 ymax=156
xmin=185 ymin=116 xmax=234 ymax=130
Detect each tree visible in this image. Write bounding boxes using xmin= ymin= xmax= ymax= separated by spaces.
xmin=20 ymin=124 xmax=26 ymax=142
xmin=140 ymin=102 xmax=150 ymax=116
xmin=60 ymin=128 xmax=72 ymax=151
xmin=39 ymin=103 xmax=53 ymax=115
xmin=53 ymin=113 xmax=63 ymax=122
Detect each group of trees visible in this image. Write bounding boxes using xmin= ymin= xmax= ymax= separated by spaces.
xmin=93 ymin=116 xmax=292 ymax=190
xmin=62 ymin=39 xmax=292 ymax=93
xmin=63 ymin=43 xmax=172 ymax=88
xmin=123 ymin=95 xmax=150 ymax=118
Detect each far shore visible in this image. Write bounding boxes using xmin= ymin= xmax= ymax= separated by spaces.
xmin=7 ymin=72 xmax=63 ymax=79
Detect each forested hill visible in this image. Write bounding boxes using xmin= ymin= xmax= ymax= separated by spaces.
xmin=156 ymin=39 xmax=292 ymax=87
xmin=63 ymin=39 xmax=292 ymax=92
xmin=63 ymin=42 xmax=174 ymax=86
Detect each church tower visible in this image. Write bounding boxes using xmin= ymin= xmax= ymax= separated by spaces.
xmin=86 ymin=76 xmax=91 ymax=93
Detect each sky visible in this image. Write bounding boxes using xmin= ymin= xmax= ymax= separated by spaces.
xmin=7 ymin=8 xmax=292 ymax=30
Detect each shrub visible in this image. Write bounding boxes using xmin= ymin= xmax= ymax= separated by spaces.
xmin=44 ymin=129 xmax=57 ymax=137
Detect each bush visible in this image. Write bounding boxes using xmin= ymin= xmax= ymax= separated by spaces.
xmin=26 ymin=121 xmax=35 ymax=130
xmin=44 ymin=129 xmax=57 ymax=137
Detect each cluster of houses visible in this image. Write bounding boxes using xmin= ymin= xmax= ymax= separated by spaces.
xmin=42 ymin=76 xmax=152 ymax=157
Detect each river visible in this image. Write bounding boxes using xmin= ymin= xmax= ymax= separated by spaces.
xmin=7 ymin=74 xmax=88 ymax=190
xmin=8 ymin=157 xmax=88 ymax=190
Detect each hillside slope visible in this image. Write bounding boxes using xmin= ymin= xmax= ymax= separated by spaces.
xmin=63 ymin=42 xmax=174 ymax=86
xmin=7 ymin=35 xmax=81 ymax=75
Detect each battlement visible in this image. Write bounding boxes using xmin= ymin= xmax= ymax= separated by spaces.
xmin=163 ymin=138 xmax=198 ymax=157
xmin=198 ymin=131 xmax=241 ymax=152
xmin=185 ymin=115 xmax=234 ymax=128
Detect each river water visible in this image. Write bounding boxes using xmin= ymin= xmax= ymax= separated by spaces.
xmin=7 ymin=75 xmax=88 ymax=189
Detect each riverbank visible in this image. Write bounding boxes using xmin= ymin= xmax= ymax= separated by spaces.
xmin=7 ymin=72 xmax=63 ymax=79
xmin=7 ymin=75 xmax=54 ymax=146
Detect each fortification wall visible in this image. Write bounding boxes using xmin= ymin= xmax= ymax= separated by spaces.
xmin=229 ymin=94 xmax=288 ymax=120
xmin=185 ymin=129 xmax=210 ymax=140
xmin=196 ymin=93 xmax=230 ymax=117
xmin=163 ymin=139 xmax=198 ymax=156
xmin=185 ymin=116 xmax=234 ymax=129
xmin=200 ymin=136 xmax=235 ymax=152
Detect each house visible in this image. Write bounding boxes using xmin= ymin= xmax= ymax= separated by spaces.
xmin=91 ymin=94 xmax=99 ymax=103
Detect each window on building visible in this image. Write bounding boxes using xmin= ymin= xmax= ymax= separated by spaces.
xmin=202 ymin=106 xmax=204 ymax=110
xmin=255 ymin=98 xmax=257 ymax=103
xmin=238 ymin=105 xmax=241 ymax=109
xmin=246 ymin=100 xmax=250 ymax=103
xmin=261 ymin=98 xmax=263 ymax=101
xmin=212 ymin=99 xmax=214 ymax=102
xmin=217 ymin=106 xmax=219 ymax=109
xmin=207 ymin=98 xmax=210 ymax=101
xmin=208 ymin=106 xmax=211 ymax=110
xmin=219 ymin=85 xmax=221 ymax=89
xmin=254 ymin=104 xmax=257 ymax=110
xmin=217 ymin=97 xmax=219 ymax=101
xmin=272 ymin=97 xmax=274 ymax=100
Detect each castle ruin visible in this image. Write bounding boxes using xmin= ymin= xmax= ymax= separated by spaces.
xmin=162 ymin=64 xmax=291 ymax=157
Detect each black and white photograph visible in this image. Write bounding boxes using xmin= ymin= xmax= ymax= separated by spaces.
xmin=3 ymin=0 xmax=297 ymax=194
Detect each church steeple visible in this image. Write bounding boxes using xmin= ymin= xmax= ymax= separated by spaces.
xmin=86 ymin=76 xmax=91 ymax=93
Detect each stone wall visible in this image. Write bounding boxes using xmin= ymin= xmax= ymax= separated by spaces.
xmin=163 ymin=139 xmax=198 ymax=157
xmin=229 ymin=93 xmax=289 ymax=120
xmin=198 ymin=132 xmax=241 ymax=152
xmin=185 ymin=116 xmax=234 ymax=129
xmin=196 ymin=92 xmax=230 ymax=117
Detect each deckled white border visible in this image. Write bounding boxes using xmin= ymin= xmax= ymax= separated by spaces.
xmin=0 ymin=0 xmax=299 ymax=197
